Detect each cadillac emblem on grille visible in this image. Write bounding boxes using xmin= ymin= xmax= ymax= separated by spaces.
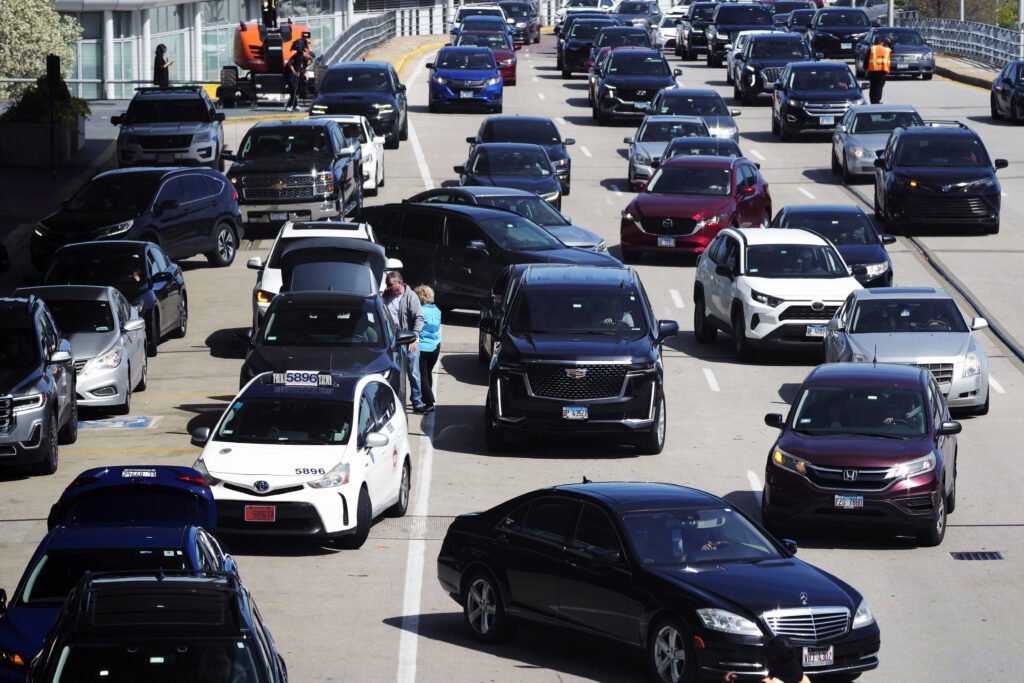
xmin=662 ymin=218 xmax=674 ymax=229
xmin=565 ymin=368 xmax=588 ymax=379
xmin=811 ymin=301 xmax=825 ymax=312
xmin=253 ymin=480 xmax=270 ymax=493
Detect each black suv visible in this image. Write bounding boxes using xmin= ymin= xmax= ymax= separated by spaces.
xmin=0 ymin=296 xmax=77 ymax=475
xmin=466 ymin=116 xmax=576 ymax=194
xmin=309 ymin=61 xmax=409 ymax=148
xmin=785 ymin=8 xmax=817 ymax=35
xmin=593 ymin=48 xmax=682 ymax=124
xmin=557 ymin=12 xmax=612 ymax=69
xmin=358 ymin=203 xmax=621 ymax=311
xmin=31 ymin=167 xmax=242 ymax=270
xmin=26 ymin=571 xmax=287 ymax=682
xmin=873 ymin=123 xmax=1006 ymax=234
xmin=676 ymin=1 xmax=718 ymax=59
xmin=733 ymin=33 xmax=812 ymax=104
xmin=562 ymin=18 xmax=619 ymax=78
xmin=224 ymin=119 xmax=363 ymax=227
xmin=482 ymin=264 xmax=678 ymax=453
xmin=808 ymin=7 xmax=872 ymax=60
xmin=706 ymin=3 xmax=774 ymax=67
xmin=772 ymin=61 xmax=867 ymax=140
xmin=498 ymin=0 xmax=541 ymax=44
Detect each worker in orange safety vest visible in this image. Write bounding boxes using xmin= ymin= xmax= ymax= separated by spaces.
xmin=865 ymin=36 xmax=892 ymax=104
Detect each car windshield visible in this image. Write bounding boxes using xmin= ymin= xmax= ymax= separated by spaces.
xmin=457 ymin=32 xmax=512 ymax=49
xmin=790 ymin=10 xmax=816 ymax=24
xmin=502 ymin=3 xmax=531 ymax=17
xmin=660 ymin=16 xmax=677 ymax=26
xmin=126 ymin=98 xmax=210 ymax=123
xmin=51 ymin=640 xmax=269 ymax=683
xmin=638 ymin=119 xmax=708 ymax=142
xmin=622 ymin=506 xmax=782 ymax=566
xmin=459 ymin=8 xmax=503 ymax=18
xmin=646 ymin=166 xmax=731 ymax=195
xmin=476 ymin=194 xmax=569 ymax=226
xmin=751 ymin=39 xmax=809 ymax=59
xmin=509 ymin=287 xmax=647 ymax=335
xmin=895 ymin=136 xmax=991 ymax=167
xmin=567 ymin=0 xmax=600 ymax=6
xmin=260 ymin=303 xmax=385 ymax=348
xmin=462 ymin=18 xmax=505 ymax=31
xmin=597 ymin=30 xmax=651 ymax=47
xmin=570 ymin=22 xmax=607 ymax=39
xmin=716 ymin=6 xmax=771 ymax=22
xmin=482 ymin=119 xmax=561 ymax=145
xmin=472 ymin=147 xmax=552 ymax=177
xmin=479 ymin=215 xmax=564 ymax=250
xmin=664 ymin=137 xmax=741 ymax=158
xmin=789 ymin=67 xmax=857 ymax=91
xmin=850 ymin=298 xmax=969 ymax=333
xmin=691 ymin=5 xmax=717 ymax=20
xmin=337 ymin=122 xmax=368 ymax=143
xmin=0 ymin=327 xmax=38 ymax=367
xmin=745 ymin=243 xmax=848 ymax=278
xmin=320 ymin=69 xmax=390 ymax=92
xmin=790 ymin=386 xmax=928 ymax=438
xmin=67 ymin=174 xmax=160 ymax=213
xmin=656 ymin=93 xmax=728 ymax=116
xmin=44 ymin=250 xmax=148 ymax=293
xmin=608 ymin=53 xmax=670 ymax=75
xmin=215 ymin=397 xmax=352 ymax=445
xmin=873 ymin=28 xmax=926 ymax=45
xmin=44 ymin=300 xmax=116 ymax=334
xmin=849 ymin=110 xmax=923 ymax=134
xmin=436 ymin=50 xmax=496 ymax=70
xmin=817 ymin=10 xmax=870 ymax=27
xmin=617 ymin=2 xmax=650 ymax=14
xmin=239 ymin=129 xmax=331 ymax=159
xmin=18 ymin=549 xmax=191 ymax=607
xmin=777 ymin=211 xmax=877 ymax=245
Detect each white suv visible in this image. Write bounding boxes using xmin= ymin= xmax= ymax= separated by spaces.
xmin=693 ymin=227 xmax=864 ymax=361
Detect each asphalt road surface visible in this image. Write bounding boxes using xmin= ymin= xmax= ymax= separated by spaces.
xmin=2 ymin=35 xmax=1022 ymax=682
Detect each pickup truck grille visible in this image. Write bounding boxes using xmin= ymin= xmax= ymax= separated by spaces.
xmin=525 ymin=363 xmax=628 ymax=400
xmin=640 ymin=216 xmax=698 ymax=236
xmin=244 ymin=186 xmax=315 ymax=200
xmin=241 ymin=174 xmax=318 ymax=201
xmin=0 ymin=396 xmax=11 ymax=432
xmin=763 ymin=607 xmax=850 ymax=643
xmin=137 ymin=134 xmax=193 ymax=149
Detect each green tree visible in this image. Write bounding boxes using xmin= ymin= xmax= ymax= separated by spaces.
xmin=0 ymin=0 xmax=82 ymax=99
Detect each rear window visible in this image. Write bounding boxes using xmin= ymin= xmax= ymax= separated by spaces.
xmin=715 ymin=5 xmax=771 ymax=23
xmin=849 ymin=110 xmax=923 ymax=135
xmin=126 ymin=98 xmax=210 ymax=124
xmin=320 ymin=69 xmax=391 ymax=92
xmin=56 ymin=489 xmax=211 ymax=528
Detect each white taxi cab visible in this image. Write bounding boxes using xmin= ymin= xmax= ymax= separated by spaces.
xmin=190 ymin=370 xmax=411 ymax=548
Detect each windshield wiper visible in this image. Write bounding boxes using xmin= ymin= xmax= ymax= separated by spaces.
xmin=860 ymin=432 xmax=910 ymax=440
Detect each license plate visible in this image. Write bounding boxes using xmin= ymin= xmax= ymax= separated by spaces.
xmin=819 ymin=115 xmax=835 ymax=126
xmin=460 ymin=90 xmax=474 ymax=98
xmin=834 ymin=494 xmax=863 ymax=510
xmin=896 ymin=63 xmax=909 ymax=69
xmin=658 ymin=236 xmax=675 ymax=247
xmin=563 ymin=406 xmax=589 ymax=420
xmin=245 ymin=505 xmax=276 ymax=522
xmin=806 ymin=325 xmax=827 ymax=338
xmin=803 ymin=645 xmax=834 ymax=667
xmin=270 ymin=212 xmax=288 ymax=221
xmin=841 ymin=42 xmax=852 ymax=49
xmin=156 ymin=153 xmax=174 ymax=163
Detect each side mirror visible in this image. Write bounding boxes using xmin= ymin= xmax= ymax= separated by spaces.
xmin=221 ymin=149 xmax=235 ymax=161
xmin=386 ymin=257 xmax=404 ymax=271
xmin=124 ymin=318 xmax=146 ymax=332
xmin=563 ymin=137 xmax=576 ymax=146
xmin=849 ymin=264 xmax=867 ymax=276
xmin=155 ymin=199 xmax=179 ymax=215
xmin=730 ymin=109 xmax=741 ymax=117
xmin=881 ymin=234 xmax=896 ymax=245
xmin=995 ymin=158 xmax=1009 ymax=169
xmin=373 ymin=135 xmax=386 ymax=145
xmin=365 ymin=431 xmax=389 ymax=448
xmin=247 ymin=256 xmax=263 ymax=270
xmin=656 ymin=320 xmax=680 ymax=342
xmin=214 ymin=112 xmax=226 ymax=122
xmin=971 ymin=317 xmax=989 ymax=330
xmin=465 ymin=136 xmax=476 ymax=144
xmin=937 ymin=420 xmax=962 ymax=436
xmin=467 ymin=239 xmax=489 ymax=254
xmin=338 ymin=145 xmax=357 ymax=158
xmin=860 ymin=81 xmax=871 ymax=90
xmin=623 ymin=136 xmax=636 ymax=144
xmin=426 ymin=62 xmax=434 ymax=69
xmin=835 ymin=123 xmax=846 ymax=133
xmin=724 ymin=43 xmax=733 ymax=50
xmin=873 ymin=157 xmax=886 ymax=168
xmin=454 ymin=165 xmax=467 ymax=174
xmin=740 ymin=185 xmax=756 ymax=195
xmin=715 ymin=264 xmax=734 ymax=279
xmin=152 ymin=271 xmax=174 ymax=283
xmin=396 ymin=330 xmax=417 ymax=346
xmin=826 ymin=318 xmax=842 ymax=332
xmin=764 ymin=413 xmax=785 ymax=429
xmin=190 ymin=427 xmax=211 ymax=447
xmin=398 ymin=83 xmax=407 ymax=92
xmin=782 ymin=538 xmax=798 ymax=554
xmin=111 ymin=115 xmax=124 ymax=126
xmin=673 ymin=68 xmax=684 ymax=76
xmin=50 ymin=350 xmax=72 ymax=364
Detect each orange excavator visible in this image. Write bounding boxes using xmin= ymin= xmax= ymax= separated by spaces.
xmin=217 ymin=0 xmax=312 ymax=107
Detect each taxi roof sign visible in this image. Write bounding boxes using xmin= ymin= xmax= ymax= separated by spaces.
xmin=272 ymin=370 xmax=334 ymax=387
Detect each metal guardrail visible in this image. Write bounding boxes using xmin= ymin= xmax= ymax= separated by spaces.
xmin=321 ymin=12 xmax=398 ymax=66
xmin=895 ymin=15 xmax=1023 ymax=66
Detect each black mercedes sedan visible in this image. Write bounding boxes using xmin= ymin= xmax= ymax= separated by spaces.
xmin=437 ymin=481 xmax=880 ymax=682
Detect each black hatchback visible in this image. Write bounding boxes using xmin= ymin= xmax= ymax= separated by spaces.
xmin=309 ymin=61 xmax=409 ymax=148
xmin=466 ymin=116 xmax=576 ymax=194
xmin=30 ymin=167 xmax=242 ymax=270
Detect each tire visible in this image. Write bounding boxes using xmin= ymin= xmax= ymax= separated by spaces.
xmin=917 ymin=484 xmax=946 ymax=547
xmin=170 ymin=292 xmax=188 ymax=338
xmin=1014 ymin=100 xmax=1024 ymax=125
xmin=507 ymin=79 xmax=516 ymax=86
xmin=493 ymin=104 xmax=503 ymax=114
xmin=478 ymin=332 xmax=490 ymax=365
xmin=831 ymin=148 xmax=842 ymax=175
xmin=693 ymin=290 xmax=717 ymax=344
xmin=726 ymin=68 xmax=734 ymax=85
xmin=771 ymin=111 xmax=780 ymax=135
xmin=649 ymin=617 xmax=696 ymax=683
xmin=386 ymin=120 xmax=400 ymax=149
xmin=388 ymin=458 xmax=411 ymax=517
xmin=760 ymin=207 xmax=771 ymax=228
xmin=674 ymin=42 xmax=682 ymax=57
xmin=686 ymin=45 xmax=695 ymax=61
xmin=597 ymin=105 xmax=610 ymax=125
xmin=922 ymin=73 xmax=932 ymax=80
xmin=733 ymin=83 xmax=741 ymax=101
xmin=116 ymin=365 xmax=132 ymax=416
xmin=428 ymin=101 xmax=440 ymax=114
xmin=400 ymin=115 xmax=409 ymax=141
xmin=634 ymin=391 xmax=666 ymax=455
xmin=563 ymin=173 xmax=571 ymax=196
xmin=136 ymin=354 xmax=148 ymax=391
xmin=842 ymin=153 xmax=855 ymax=184
xmin=974 ymin=391 xmax=990 ymax=415
xmin=146 ymin=310 xmax=160 ymax=357
xmin=378 ymin=162 xmax=385 ymax=188
xmin=31 ymin=415 xmax=59 ymax=476
xmin=57 ymin=396 xmax=78 ymax=445
xmin=946 ymin=469 xmax=957 ymax=514
xmin=780 ymin=121 xmax=794 ymax=142
xmin=562 ymin=66 xmax=570 ymax=79
xmin=217 ymin=155 xmax=225 ymax=173
xmin=339 ymin=487 xmax=372 ymax=549
xmin=206 ymin=223 xmax=237 ymax=267
xmin=741 ymin=86 xmax=755 ymax=106
xmin=484 ymin=394 xmax=505 ymax=450
xmin=462 ymin=571 xmax=509 ymax=642
xmin=621 ymin=248 xmax=640 ymax=263
xmin=991 ymin=94 xmax=1002 ymax=120
xmin=732 ymin=307 xmax=754 ymax=363
xmin=706 ymin=51 xmax=713 ymax=67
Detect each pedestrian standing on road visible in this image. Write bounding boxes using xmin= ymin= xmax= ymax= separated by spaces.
xmin=153 ymin=44 xmax=173 ymax=87
xmin=414 ymin=284 xmax=442 ymax=414
xmin=283 ymin=46 xmax=308 ymax=111
xmin=865 ymin=35 xmax=892 ymax=104
xmin=383 ymin=271 xmax=426 ymax=413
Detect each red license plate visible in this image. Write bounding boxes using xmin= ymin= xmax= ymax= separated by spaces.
xmin=244 ymin=505 xmax=276 ymax=522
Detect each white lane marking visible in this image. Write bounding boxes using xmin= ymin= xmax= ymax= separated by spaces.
xmin=669 ymin=288 xmax=685 ymax=309
xmin=405 ymin=57 xmax=434 ymax=190
xmin=747 ymin=470 xmax=763 ymax=504
xmin=538 ymin=92 xmax=546 ymax=100
xmin=606 ymin=196 xmax=613 ymax=205
xmin=557 ymin=117 xmax=568 ymax=126
xmin=749 ymin=148 xmax=766 ymax=161
xmin=797 ymin=187 xmax=815 ymax=199
xmin=989 ymin=374 xmax=1006 ymax=394
xmin=613 ymin=183 xmax=623 ymax=197
xmin=580 ymin=145 xmax=592 ymax=157
xmin=703 ymin=367 xmax=720 ymax=392
xmin=533 ymin=76 xmax=539 ymax=82
xmin=396 ymin=365 xmax=439 ymax=683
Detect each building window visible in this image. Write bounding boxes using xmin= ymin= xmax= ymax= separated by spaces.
xmin=79 ymin=12 xmax=103 ymax=40
xmin=155 ymin=4 xmax=186 ymax=32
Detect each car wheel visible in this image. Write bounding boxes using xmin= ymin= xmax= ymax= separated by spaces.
xmin=918 ymin=485 xmax=946 ymax=547
xmin=170 ymin=292 xmax=188 ymax=338
xmin=649 ymin=618 xmax=695 ymax=683
xmin=478 ymin=331 xmax=490 ymax=365
xmin=484 ymin=394 xmax=505 ymax=450
xmin=771 ymin=111 xmax=780 ymax=135
xmin=922 ymin=73 xmax=933 ymax=80
xmin=388 ymin=458 xmax=411 ymax=517
xmin=726 ymin=68 xmax=734 ymax=85
xmin=217 ymin=155 xmax=226 ymax=173
xmin=146 ymin=311 xmax=160 ymax=357
xmin=561 ymin=66 xmax=570 ymax=79
xmin=400 ymin=115 xmax=409 ymax=141
xmin=780 ymin=120 xmax=794 ymax=142
xmin=842 ymin=153 xmax=855 ymax=184
xmin=733 ymin=83 xmax=741 ymax=101
xmin=686 ymin=45 xmax=695 ymax=61
xmin=386 ymin=120 xmax=400 ymax=149
xmin=137 ymin=354 xmax=148 ymax=391
xmin=597 ymin=106 xmax=610 ymax=125
xmin=428 ymin=100 xmax=440 ymax=114
xmin=693 ymin=290 xmax=717 ymax=343
xmin=635 ymin=390 xmax=666 ymax=455
xmin=206 ymin=223 xmax=237 ymax=267
xmin=1014 ymin=100 xmax=1024 ymax=124
xmin=991 ymin=94 xmax=1002 ymax=120
xmin=339 ymin=487 xmax=372 ymax=549
xmin=831 ymin=148 xmax=842 ymax=175
xmin=760 ymin=207 xmax=771 ymax=228
xmin=57 ymin=395 xmax=78 ymax=445
xmin=116 ymin=365 xmax=132 ymax=415
xmin=732 ymin=307 xmax=754 ymax=363
xmin=974 ymin=390 xmax=990 ymax=415
xmin=706 ymin=51 xmax=713 ymax=67
xmin=946 ymin=466 xmax=957 ymax=514
xmin=462 ymin=571 xmax=509 ymax=642
xmin=31 ymin=415 xmax=59 ymax=476
xmin=563 ymin=173 xmax=571 ymax=196
xmin=674 ymin=41 xmax=682 ymax=57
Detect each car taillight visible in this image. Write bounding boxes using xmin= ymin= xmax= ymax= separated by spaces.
xmin=65 ymin=475 xmax=101 ymax=491
xmin=177 ymin=475 xmax=210 ymax=488
xmin=231 ymin=186 xmax=238 ymax=202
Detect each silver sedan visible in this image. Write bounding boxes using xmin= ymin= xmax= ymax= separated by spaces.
xmin=625 ymin=114 xmax=709 ymax=190
xmin=831 ymin=104 xmax=923 ymax=182
xmin=824 ymin=287 xmax=990 ymax=414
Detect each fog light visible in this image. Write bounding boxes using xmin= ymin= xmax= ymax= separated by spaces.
xmin=92 ymin=386 xmax=118 ymax=397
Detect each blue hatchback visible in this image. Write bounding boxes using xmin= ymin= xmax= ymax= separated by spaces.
xmin=428 ymin=47 xmax=504 ymax=113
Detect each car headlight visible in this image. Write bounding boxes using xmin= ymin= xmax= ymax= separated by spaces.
xmin=863 ymin=261 xmax=889 ymax=277
xmin=695 ymin=213 xmax=729 ymax=230
xmin=789 ymin=98 xmax=804 ymax=108
xmin=963 ymin=350 xmax=981 ymax=377
xmin=0 ymin=648 xmax=28 ymax=671
xmin=193 ymin=130 xmax=212 ymax=142
xmin=967 ymin=176 xmax=997 ymax=191
xmin=311 ymin=104 xmax=328 ymax=114
xmin=922 ymin=50 xmax=935 ymax=61
xmin=853 ymin=599 xmax=875 ymax=628
xmin=885 ymin=453 xmax=936 ymax=479
xmin=633 ymin=151 xmax=652 ymax=166
xmin=84 ymin=347 xmax=123 ymax=374
xmin=499 ymin=58 xmax=514 ymax=67
xmin=433 ymin=75 xmax=447 ymax=85
xmin=540 ymin=189 xmax=560 ymax=203
xmin=553 ymin=158 xmax=568 ymax=168
xmin=696 ymin=608 xmax=762 ymax=636
xmin=308 ymin=462 xmax=350 ymax=489
xmin=632 ymin=18 xmax=647 ymax=26
xmin=191 ymin=459 xmax=222 ymax=486
xmin=850 ymin=145 xmax=872 ymax=159
xmin=750 ymin=289 xmax=785 ymax=308
xmin=604 ymin=84 xmax=617 ymax=94
xmin=486 ymin=76 xmax=501 ymax=86
xmin=11 ymin=393 xmax=45 ymax=412
xmin=850 ymin=96 xmax=865 ymax=105
xmin=516 ymin=21 xmax=526 ymax=27
xmin=772 ymin=447 xmax=809 ymax=475
xmin=710 ymin=125 xmax=738 ymax=138
xmin=101 ymin=220 xmax=134 ymax=238
xmin=34 ymin=221 xmax=49 ymax=236
xmin=374 ymin=103 xmax=395 ymax=114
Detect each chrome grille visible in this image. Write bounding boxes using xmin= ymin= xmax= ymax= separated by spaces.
xmin=806 ymin=464 xmax=893 ymax=491
xmin=244 ymin=186 xmax=315 ymax=200
xmin=525 ymin=363 xmax=628 ymax=400
xmin=762 ymin=607 xmax=850 ymax=643
xmin=0 ymin=396 xmax=11 ymax=431
xmin=137 ymin=134 xmax=192 ymax=150
xmin=244 ymin=175 xmax=312 ymax=187
xmin=617 ymin=88 xmax=655 ymax=102
xmin=760 ymin=66 xmax=783 ymax=83
xmin=242 ymin=174 xmax=317 ymax=201
xmin=918 ymin=362 xmax=954 ymax=384
xmin=74 ymin=359 xmax=88 ymax=374
xmin=802 ymin=101 xmax=851 ymax=116
xmin=779 ymin=305 xmax=838 ymax=321
xmin=640 ymin=216 xmax=698 ymax=236
xmin=447 ymin=79 xmax=487 ymax=88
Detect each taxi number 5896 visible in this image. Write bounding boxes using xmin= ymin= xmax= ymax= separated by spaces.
xmin=295 ymin=468 xmax=326 ymax=475
xmin=285 ymin=371 xmax=319 ymax=385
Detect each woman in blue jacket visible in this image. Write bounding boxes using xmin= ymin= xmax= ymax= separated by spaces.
xmin=414 ymin=285 xmax=442 ymax=414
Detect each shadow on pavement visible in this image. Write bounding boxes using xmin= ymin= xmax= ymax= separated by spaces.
xmin=441 ymin=353 xmax=487 ymax=387
xmin=205 ymin=327 xmax=250 ymax=359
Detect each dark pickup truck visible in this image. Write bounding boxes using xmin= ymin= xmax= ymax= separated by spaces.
xmin=705 ymin=3 xmax=774 ymax=67
xmin=224 ymin=119 xmax=363 ymax=227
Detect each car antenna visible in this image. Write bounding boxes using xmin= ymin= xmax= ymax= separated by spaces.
xmin=582 ymin=476 xmax=592 ymax=484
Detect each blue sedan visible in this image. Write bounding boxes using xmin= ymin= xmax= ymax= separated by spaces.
xmin=428 ymin=47 xmax=504 ymax=113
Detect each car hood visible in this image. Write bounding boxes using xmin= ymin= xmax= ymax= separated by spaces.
xmin=649 ymin=557 xmax=858 ymax=615
xmin=741 ymin=276 xmax=860 ymax=300
xmin=247 ymin=345 xmax=392 ymax=376
xmin=788 ymin=89 xmax=864 ymax=101
xmin=749 ymin=57 xmax=807 ymax=68
xmin=463 ymin=175 xmax=560 ymax=194
xmin=41 ymin=208 xmax=143 ymax=233
xmin=203 ymin=442 xmax=348 ymax=478
xmin=565 ymin=39 xmax=598 ymax=50
xmin=543 ymin=144 xmax=569 ymax=164
xmin=228 ymin=156 xmax=333 ymax=176
xmin=120 ymin=121 xmax=211 ymax=136
xmin=501 ymin=330 xmax=651 ymax=361
xmin=834 ymin=243 xmax=887 ymax=266
xmin=491 ymin=48 xmax=516 ymax=61
xmin=700 ymin=115 xmax=739 ymax=132
xmin=604 ymin=75 xmax=677 ymax=90
xmin=66 ymin=332 xmax=117 ymax=360
xmin=0 ymin=608 xmax=60 ymax=662
xmin=848 ymin=331 xmax=972 ymax=363
xmin=713 ymin=22 xmax=774 ymax=33
xmin=436 ymin=68 xmax=500 ymax=80
xmin=844 ymin=131 xmax=891 ymax=151
xmin=515 ymin=246 xmax=621 ymax=267
xmin=893 ymin=168 xmax=995 ymax=188
xmin=312 ymin=92 xmax=394 ymax=107
xmin=0 ymin=368 xmax=37 ymax=395
xmin=891 ymin=44 xmax=932 ymax=55
xmin=634 ymin=141 xmax=670 ymax=161
xmin=544 ymin=223 xmax=603 ymax=248
xmin=634 ymin=193 xmax=733 ymax=218
xmin=778 ymin=431 xmax=934 ymax=468
xmin=813 ymin=26 xmax=869 ymax=37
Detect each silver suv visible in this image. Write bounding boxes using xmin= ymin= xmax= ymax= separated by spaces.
xmin=112 ymin=86 xmax=226 ymax=170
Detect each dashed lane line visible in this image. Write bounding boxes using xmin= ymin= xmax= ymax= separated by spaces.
xmin=989 ymin=375 xmax=1006 ymax=394
xmin=405 ymin=57 xmax=434 ymax=190
xmin=669 ymin=288 xmax=685 ymax=309
xmin=580 ymin=145 xmax=592 ymax=157
xmin=747 ymin=471 xmax=763 ymax=504
xmin=749 ymin=148 xmax=766 ymax=161
xmin=703 ymin=368 xmax=720 ymax=392
xmin=797 ymin=187 xmax=815 ymax=199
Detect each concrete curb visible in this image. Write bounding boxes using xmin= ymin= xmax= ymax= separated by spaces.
xmin=392 ymin=40 xmax=449 ymax=79
xmin=935 ymin=63 xmax=991 ymax=90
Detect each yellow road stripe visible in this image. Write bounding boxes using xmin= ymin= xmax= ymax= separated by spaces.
xmin=394 ymin=41 xmax=449 ymax=80
xmin=935 ymin=74 xmax=989 ymax=92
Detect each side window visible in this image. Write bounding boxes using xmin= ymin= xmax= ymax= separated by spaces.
xmin=446 ymin=217 xmax=483 ymax=249
xmin=1005 ymin=63 xmax=1017 ymax=82
xmin=114 ymin=291 xmax=131 ymax=326
xmin=722 ymin=236 xmax=740 ymax=273
xmin=572 ymin=504 xmax=624 ymax=557
xmin=372 ymin=381 xmax=397 ymax=426
xmin=422 ymin=193 xmax=452 ymax=203
xmin=929 ymin=380 xmax=944 ymax=426
xmin=180 ymin=174 xmax=211 ymax=201
xmin=37 ymin=313 xmax=56 ymax=354
xmin=154 ymin=177 xmax=184 ymax=204
xmin=357 ymin=393 xmax=376 ymax=443
xmin=202 ymin=175 xmax=224 ymax=197
xmin=332 ymin=124 xmax=346 ymax=152
xmin=499 ymin=503 xmax=527 ymax=532
xmin=146 ymin=249 xmax=162 ymax=276
xmin=637 ymin=279 xmax=656 ymax=328
xmin=705 ymin=234 xmax=725 ymax=264
xmin=521 ymin=498 xmax=579 ymax=545
xmin=367 ymin=206 xmax=404 ymax=239
xmin=194 ymin=532 xmax=218 ymax=571
xmin=249 ymin=602 xmax=277 ymax=674
xmin=838 ymin=293 xmax=854 ymax=326
xmin=401 ymin=209 xmax=445 ymax=245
